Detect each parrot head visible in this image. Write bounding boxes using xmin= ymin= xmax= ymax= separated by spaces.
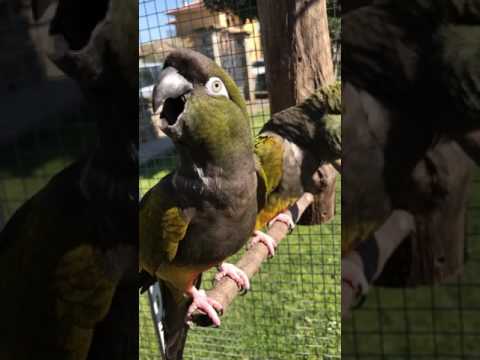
xmin=152 ymin=49 xmax=252 ymax=162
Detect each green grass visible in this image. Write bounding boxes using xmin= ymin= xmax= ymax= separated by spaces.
xmin=139 ymin=111 xmax=341 ymax=359
xmin=140 ymin=293 xmax=162 ymax=359
xmin=0 ymin=122 xmax=96 ymax=219
xmin=251 ymin=111 xmax=270 ymax=135
xmin=342 ymin=171 xmax=480 ymax=358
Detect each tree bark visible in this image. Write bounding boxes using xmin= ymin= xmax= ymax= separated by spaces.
xmin=257 ymin=0 xmax=335 ymax=114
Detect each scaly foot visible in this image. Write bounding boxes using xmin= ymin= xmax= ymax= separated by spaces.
xmin=249 ymin=230 xmax=277 ymax=257
xmin=186 ymin=287 xmax=223 ymax=327
xmin=214 ymin=262 xmax=250 ymax=292
xmin=267 ymin=213 xmax=295 ymax=233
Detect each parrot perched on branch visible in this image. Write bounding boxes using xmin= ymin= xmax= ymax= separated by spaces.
xmin=138 ymin=48 xmax=342 ymax=358
xmin=0 ymin=1 xmax=138 ymax=359
xmin=250 ymin=84 xmax=341 ymax=256
xmin=139 ymin=49 xmax=258 ymax=359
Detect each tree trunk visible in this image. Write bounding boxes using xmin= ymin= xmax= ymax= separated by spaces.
xmin=257 ymin=0 xmax=335 ymax=114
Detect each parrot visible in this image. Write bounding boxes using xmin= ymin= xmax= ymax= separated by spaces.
xmin=139 ymin=49 xmax=259 ymax=360
xmin=0 ymin=149 xmax=138 ymax=360
xmin=342 ymin=0 xmax=480 ymax=255
xmin=340 ymin=2 xmax=479 ymax=316
xmin=138 ymin=59 xmax=341 ymax=359
xmin=250 ymin=83 xmax=341 ymax=256
xmin=0 ymin=1 xmax=139 ymax=359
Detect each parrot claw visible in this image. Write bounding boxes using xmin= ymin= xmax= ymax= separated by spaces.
xmin=249 ymin=230 xmax=277 ymax=257
xmin=186 ymin=287 xmax=223 ymax=327
xmin=238 ymin=287 xmax=248 ymax=296
xmin=214 ymin=262 xmax=250 ymax=292
xmin=267 ymin=213 xmax=295 ymax=233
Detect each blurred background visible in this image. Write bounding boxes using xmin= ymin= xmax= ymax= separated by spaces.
xmin=0 ymin=0 xmax=96 ymax=230
xmin=138 ymin=0 xmax=341 ymax=359
xmin=4 ymin=1 xmax=477 ymax=359
xmin=343 ymin=176 xmax=480 ymax=359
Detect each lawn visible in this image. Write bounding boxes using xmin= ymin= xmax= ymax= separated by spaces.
xmin=138 ymin=110 xmax=341 ymax=360
xmin=0 ymin=121 xmax=96 ymax=219
xmin=342 ymin=171 xmax=480 ymax=358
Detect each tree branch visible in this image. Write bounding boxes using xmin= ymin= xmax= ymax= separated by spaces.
xmin=341 ymin=210 xmax=415 ymax=318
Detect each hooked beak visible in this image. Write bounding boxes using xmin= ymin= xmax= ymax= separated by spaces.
xmin=152 ymin=67 xmax=193 ymax=133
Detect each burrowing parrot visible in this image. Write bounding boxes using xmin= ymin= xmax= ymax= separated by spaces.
xmin=0 ymin=1 xmax=139 ymax=359
xmin=0 ymin=158 xmax=137 ymax=360
xmin=139 ymin=49 xmax=259 ymax=359
xmin=251 ymin=83 xmax=341 ymax=256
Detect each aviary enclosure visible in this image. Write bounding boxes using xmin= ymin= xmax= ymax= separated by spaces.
xmin=1 ymin=0 xmax=478 ymax=359
xmin=138 ymin=0 xmax=341 ymax=359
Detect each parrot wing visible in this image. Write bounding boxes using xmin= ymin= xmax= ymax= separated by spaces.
xmin=254 ymin=135 xmax=284 ymax=196
xmin=139 ymin=174 xmax=201 ymax=360
xmin=0 ymin=160 xmax=131 ymax=360
xmin=139 ymin=173 xmax=191 ymax=275
xmin=53 ymin=244 xmax=117 ymax=358
xmin=254 ymin=134 xmax=299 ymax=230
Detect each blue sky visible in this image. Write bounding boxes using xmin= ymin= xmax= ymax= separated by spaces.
xmin=139 ymin=0 xmax=195 ymax=43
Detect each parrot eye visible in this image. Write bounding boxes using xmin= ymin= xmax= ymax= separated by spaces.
xmin=205 ymin=77 xmax=229 ymax=98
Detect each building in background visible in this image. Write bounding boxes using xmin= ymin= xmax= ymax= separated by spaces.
xmin=0 ymin=0 xmax=83 ymax=145
xmin=139 ymin=0 xmax=265 ymax=102
xmin=139 ymin=0 xmax=266 ymax=146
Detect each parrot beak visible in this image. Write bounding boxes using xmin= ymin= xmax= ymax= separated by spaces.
xmin=152 ymin=67 xmax=193 ymax=134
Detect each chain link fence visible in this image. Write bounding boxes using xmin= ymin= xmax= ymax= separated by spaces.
xmin=139 ymin=0 xmax=341 ymax=359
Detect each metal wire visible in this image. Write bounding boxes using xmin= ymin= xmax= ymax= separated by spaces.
xmin=138 ymin=1 xmax=341 ymax=359
xmin=0 ymin=0 xmax=96 ymax=230
xmin=342 ymin=172 xmax=480 ymax=359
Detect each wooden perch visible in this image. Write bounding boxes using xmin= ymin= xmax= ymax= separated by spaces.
xmin=341 ymin=210 xmax=415 ymax=318
xmin=190 ymin=192 xmax=316 ymax=327
xmin=332 ymin=159 xmax=341 ymax=173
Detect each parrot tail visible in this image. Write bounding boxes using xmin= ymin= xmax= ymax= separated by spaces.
xmin=160 ymin=276 xmax=201 ymax=360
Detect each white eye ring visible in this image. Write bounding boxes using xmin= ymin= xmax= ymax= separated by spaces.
xmin=205 ymin=77 xmax=229 ymax=98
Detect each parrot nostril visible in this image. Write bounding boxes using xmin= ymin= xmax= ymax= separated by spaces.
xmin=161 ymin=96 xmax=186 ymax=126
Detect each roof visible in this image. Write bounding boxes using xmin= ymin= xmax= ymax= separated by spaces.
xmin=139 ymin=38 xmax=177 ymax=57
xmin=166 ymin=1 xmax=205 ymax=15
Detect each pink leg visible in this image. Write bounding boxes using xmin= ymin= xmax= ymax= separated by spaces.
xmin=249 ymin=230 xmax=277 ymax=257
xmin=186 ymin=286 xmax=223 ymax=327
xmin=215 ymin=262 xmax=250 ymax=291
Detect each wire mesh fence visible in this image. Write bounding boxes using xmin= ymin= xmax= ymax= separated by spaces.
xmin=138 ymin=0 xmax=341 ymax=359
xmin=342 ymin=171 xmax=480 ymax=359
xmin=0 ymin=1 xmax=97 ymax=231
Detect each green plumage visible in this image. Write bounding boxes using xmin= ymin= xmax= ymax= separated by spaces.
xmin=140 ymin=49 xmax=258 ymax=360
xmin=140 ymin=175 xmax=189 ymax=268
xmin=0 ymin=160 xmax=135 ymax=360
xmin=138 ymin=50 xmax=343 ymax=359
xmin=343 ymin=1 xmax=480 ymax=133
xmin=254 ymin=83 xmax=341 ymax=230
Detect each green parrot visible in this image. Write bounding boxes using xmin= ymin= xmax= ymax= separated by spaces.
xmin=0 ymin=1 xmax=139 ymax=359
xmin=0 ymin=152 xmax=137 ymax=360
xmin=139 ymin=49 xmax=258 ymax=359
xmin=250 ymin=84 xmax=341 ymax=256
